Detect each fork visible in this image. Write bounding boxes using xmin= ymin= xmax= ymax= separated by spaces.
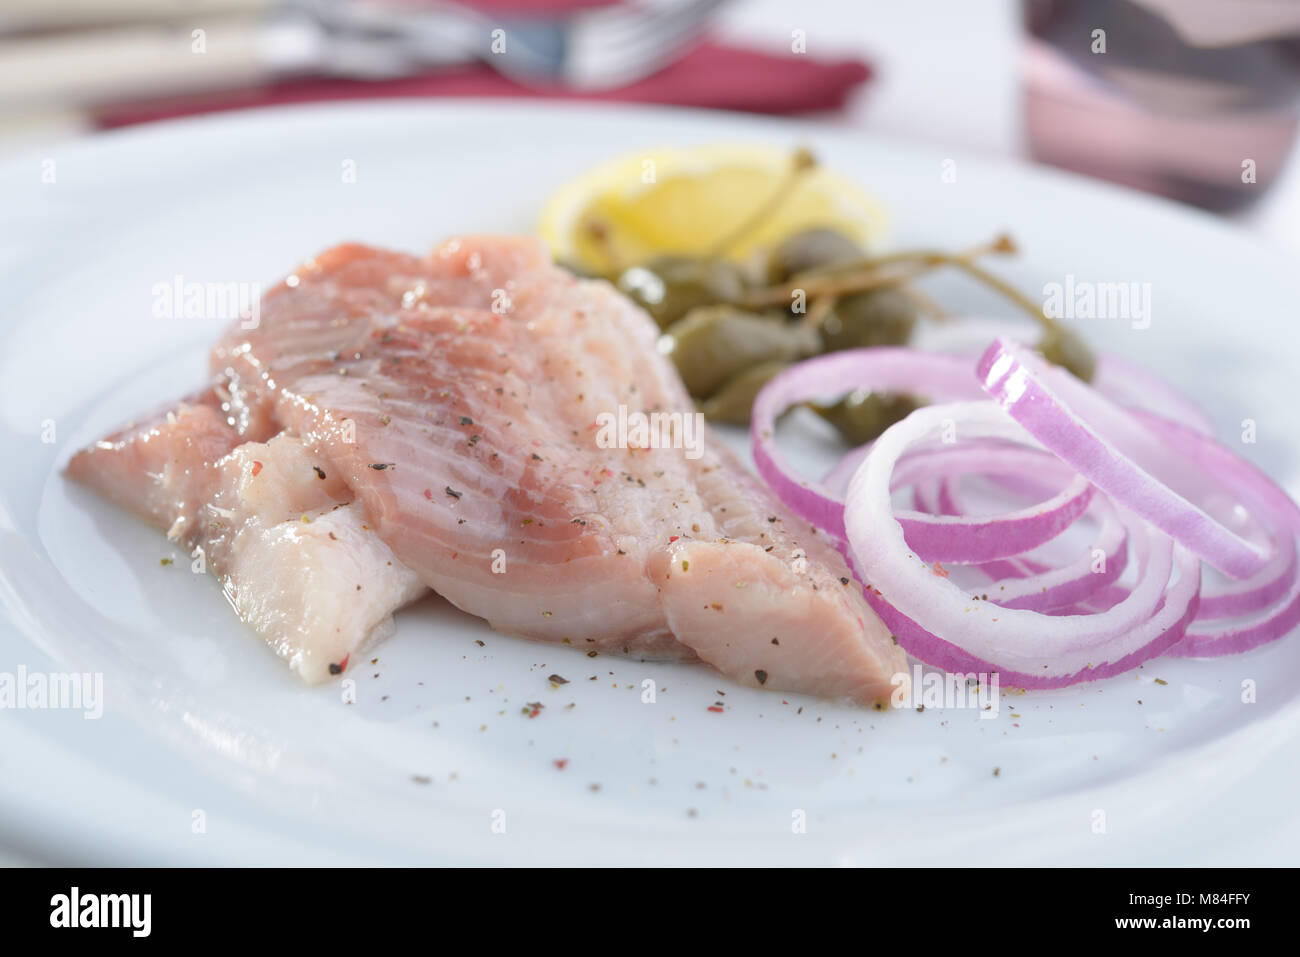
xmin=0 ymin=0 xmax=733 ymax=111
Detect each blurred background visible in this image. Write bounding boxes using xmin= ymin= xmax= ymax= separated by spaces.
xmin=4 ymin=0 xmax=1300 ymax=254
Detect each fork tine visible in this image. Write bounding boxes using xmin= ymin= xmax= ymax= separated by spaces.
xmin=565 ymin=0 xmax=729 ymax=89
xmin=577 ymin=0 xmax=729 ymax=42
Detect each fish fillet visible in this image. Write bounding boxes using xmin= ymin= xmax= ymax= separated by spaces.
xmin=68 ymin=236 xmax=907 ymax=703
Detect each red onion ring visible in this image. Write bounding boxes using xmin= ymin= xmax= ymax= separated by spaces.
xmin=1173 ymin=565 xmax=1300 ymax=657
xmin=843 ymin=402 xmax=1200 ymax=684
xmin=916 ymin=315 xmax=1216 ymax=432
xmin=1196 ymin=533 xmax=1296 ymax=622
xmin=754 ymin=342 xmax=1300 ymax=682
xmin=1092 ymin=353 xmax=1215 ymax=436
xmin=1115 ymin=410 xmax=1300 ymax=655
xmin=931 ymin=475 xmax=1133 ymax=613
xmin=978 ymin=338 xmax=1272 ymax=580
xmin=752 ymin=349 xmax=986 ymax=537
xmin=888 ymin=445 xmax=1096 ymax=564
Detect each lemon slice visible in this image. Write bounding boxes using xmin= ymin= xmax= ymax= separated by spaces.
xmin=537 ymin=143 xmax=889 ymax=276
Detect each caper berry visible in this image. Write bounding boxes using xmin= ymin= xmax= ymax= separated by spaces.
xmin=767 ymin=228 xmax=863 ymax=284
xmin=661 ymin=305 xmax=820 ymax=399
xmin=698 ymin=361 xmax=791 ymax=425
xmin=812 ymin=390 xmax=924 ymax=446
xmin=819 ymin=288 xmax=917 ymax=352
xmin=617 ymin=256 xmax=746 ymax=329
xmin=1037 ymin=325 xmax=1097 ymax=382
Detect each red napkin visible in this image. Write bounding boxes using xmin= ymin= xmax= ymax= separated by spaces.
xmin=95 ymin=40 xmax=872 ymax=129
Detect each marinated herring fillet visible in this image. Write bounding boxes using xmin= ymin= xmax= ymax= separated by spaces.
xmin=67 ymin=235 xmax=906 ymax=703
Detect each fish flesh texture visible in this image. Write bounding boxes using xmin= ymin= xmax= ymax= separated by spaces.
xmin=68 ymin=236 xmax=906 ymax=703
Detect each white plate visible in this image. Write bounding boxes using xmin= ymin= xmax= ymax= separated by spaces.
xmin=3 ymin=101 xmax=1299 ymax=866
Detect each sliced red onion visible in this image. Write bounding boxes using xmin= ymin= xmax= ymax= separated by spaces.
xmin=1101 ymin=409 xmax=1300 ymax=655
xmin=887 ymin=445 xmax=1096 ymax=564
xmin=924 ymin=479 xmax=1073 ymax=595
xmin=757 ymin=344 xmax=1300 ymax=679
xmin=917 ymin=315 xmax=1216 ymax=433
xmin=975 ymin=408 xmax=1296 ymax=629
xmin=824 ymin=443 xmax=870 ymax=498
xmin=1092 ymin=353 xmax=1215 ymax=436
xmin=952 ymin=487 xmax=1132 ymax=613
xmin=1119 ymin=407 xmax=1300 ymax=649
xmin=910 ymin=477 xmax=942 ymax=515
xmin=907 ymin=462 xmax=1130 ymax=613
xmin=843 ymin=402 xmax=1200 ymax=684
xmin=1126 ymin=409 xmax=1300 ymax=540
xmin=852 ymin=561 xmax=1200 ymax=688
xmin=978 ymin=338 xmax=1272 ymax=580
xmin=1196 ymin=533 xmax=1296 ymax=622
xmin=754 ymin=350 xmax=1089 ymax=558
xmin=1053 ymin=561 xmax=1300 ymax=627
xmin=1172 ymin=554 xmax=1300 ymax=657
xmin=752 ymin=349 xmax=986 ymax=537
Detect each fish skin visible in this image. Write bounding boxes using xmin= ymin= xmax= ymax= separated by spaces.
xmin=70 ymin=235 xmax=907 ymax=703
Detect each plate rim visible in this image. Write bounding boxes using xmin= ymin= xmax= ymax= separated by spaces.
xmin=3 ymin=97 xmax=1299 ymax=866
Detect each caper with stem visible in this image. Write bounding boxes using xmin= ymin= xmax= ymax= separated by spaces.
xmin=617 ymin=256 xmax=747 ymax=329
xmin=745 ymin=232 xmax=1100 ymax=382
xmin=661 ymin=305 xmax=820 ymax=400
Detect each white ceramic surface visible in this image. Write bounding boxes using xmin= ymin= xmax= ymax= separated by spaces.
xmin=2 ymin=101 xmax=1299 ymax=865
